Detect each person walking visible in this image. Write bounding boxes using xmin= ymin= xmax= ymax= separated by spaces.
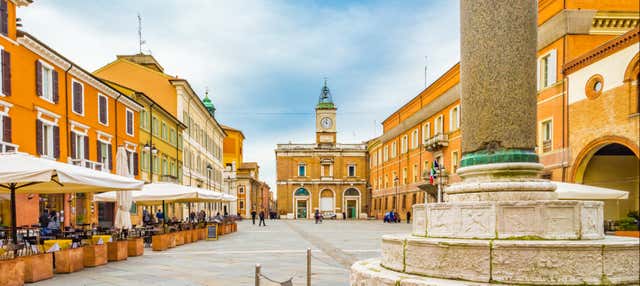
xmin=258 ymin=210 xmax=266 ymax=227
xmin=406 ymin=211 xmax=411 ymax=224
xmin=314 ymin=209 xmax=320 ymax=224
xmin=251 ymin=209 xmax=257 ymax=225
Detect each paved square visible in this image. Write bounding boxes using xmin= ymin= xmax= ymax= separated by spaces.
xmin=34 ymin=219 xmax=410 ymax=286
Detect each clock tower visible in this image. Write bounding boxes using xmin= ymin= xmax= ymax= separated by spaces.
xmin=316 ymin=80 xmax=337 ymax=146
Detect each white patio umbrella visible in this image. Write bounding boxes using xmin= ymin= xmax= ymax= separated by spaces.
xmin=554 ymin=182 xmax=629 ymax=200
xmin=0 ymin=152 xmax=143 ymax=244
xmin=222 ymin=193 xmax=237 ymax=202
xmin=94 ymin=183 xmax=223 ymax=204
xmin=114 ymin=146 xmax=133 ymax=230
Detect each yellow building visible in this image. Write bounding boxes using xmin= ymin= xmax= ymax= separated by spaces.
xmin=222 ymin=125 xmax=244 ymax=169
xmin=276 ymin=82 xmax=368 ymax=219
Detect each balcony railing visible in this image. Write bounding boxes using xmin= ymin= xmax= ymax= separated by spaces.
xmin=160 ymin=174 xmax=179 ymax=183
xmin=0 ymin=141 xmax=19 ymax=153
xmin=69 ymin=158 xmax=105 ymax=172
xmin=424 ymin=133 xmax=449 ymax=152
xmin=542 ymin=140 xmax=552 ymax=153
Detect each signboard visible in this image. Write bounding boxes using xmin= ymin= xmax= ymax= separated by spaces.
xmin=207 ymin=224 xmax=218 ymax=241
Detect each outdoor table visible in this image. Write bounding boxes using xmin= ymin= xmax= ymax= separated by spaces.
xmin=43 ymin=239 xmax=72 ymax=252
xmin=22 ymin=252 xmax=54 ymax=282
xmin=91 ymin=235 xmax=113 ymax=245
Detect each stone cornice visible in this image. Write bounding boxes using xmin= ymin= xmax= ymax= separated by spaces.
xmin=17 ymin=36 xmax=72 ymax=70
xmin=590 ymin=12 xmax=640 ymax=35
xmin=564 ymin=28 xmax=639 ymax=75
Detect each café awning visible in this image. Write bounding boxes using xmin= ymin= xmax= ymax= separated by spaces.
xmin=94 ymin=182 xmax=223 ymax=204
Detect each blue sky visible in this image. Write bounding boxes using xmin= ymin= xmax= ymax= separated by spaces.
xmin=18 ymin=0 xmax=460 ymax=190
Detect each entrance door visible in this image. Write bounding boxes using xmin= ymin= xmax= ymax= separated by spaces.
xmin=98 ymin=202 xmax=115 ymax=227
xmin=297 ymin=200 xmax=307 ymax=219
xmin=347 ymin=200 xmax=357 ymax=219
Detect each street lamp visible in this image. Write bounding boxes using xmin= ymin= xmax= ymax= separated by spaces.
xmin=393 ymin=176 xmax=399 ymax=211
xmin=206 ymin=164 xmax=212 ymax=191
xmin=143 ymin=143 xmax=157 ymax=183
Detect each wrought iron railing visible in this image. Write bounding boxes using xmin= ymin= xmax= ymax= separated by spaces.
xmin=424 ymin=133 xmax=449 ymax=151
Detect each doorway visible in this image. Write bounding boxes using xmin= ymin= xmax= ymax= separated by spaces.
xmin=296 ymin=200 xmax=308 ymax=219
xmin=347 ymin=200 xmax=357 ymax=219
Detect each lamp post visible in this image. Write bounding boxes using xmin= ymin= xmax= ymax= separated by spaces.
xmin=143 ymin=143 xmax=157 ymax=183
xmin=393 ymin=176 xmax=399 ymax=211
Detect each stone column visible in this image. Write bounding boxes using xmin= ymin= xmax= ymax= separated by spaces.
xmin=448 ymin=0 xmax=555 ymax=201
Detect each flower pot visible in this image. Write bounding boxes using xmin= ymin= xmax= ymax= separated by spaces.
xmin=127 ymin=238 xmax=144 ymax=257
xmin=22 ymin=253 xmax=53 ymax=282
xmin=615 ymin=230 xmax=640 ymax=238
xmin=175 ymin=232 xmax=185 ymax=245
xmin=0 ymin=258 xmax=25 ymax=286
xmin=151 ymin=234 xmax=169 ymax=251
xmin=107 ymin=241 xmax=128 ymax=261
xmin=54 ymin=247 xmax=84 ymax=273
xmin=83 ymin=245 xmax=107 ymax=267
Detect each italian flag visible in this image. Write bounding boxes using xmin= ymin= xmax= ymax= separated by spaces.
xmin=429 ymin=161 xmax=438 ymax=184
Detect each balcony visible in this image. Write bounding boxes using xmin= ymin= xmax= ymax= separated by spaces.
xmin=424 ymin=133 xmax=449 ymax=152
xmin=68 ymin=158 xmax=105 ymax=171
xmin=542 ymin=140 xmax=552 ymax=153
xmin=160 ymin=174 xmax=179 ymax=183
xmin=0 ymin=141 xmax=19 ymax=153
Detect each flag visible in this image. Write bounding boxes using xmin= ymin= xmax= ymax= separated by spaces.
xmin=429 ymin=162 xmax=437 ymax=184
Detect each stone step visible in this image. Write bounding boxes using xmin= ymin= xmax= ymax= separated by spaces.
xmin=379 ymin=233 xmax=639 ymax=285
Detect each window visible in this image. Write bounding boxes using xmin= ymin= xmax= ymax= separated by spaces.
xmin=391 ymin=142 xmax=397 ymax=158
xmin=383 ymin=146 xmax=389 ymax=161
xmin=295 ymin=188 xmax=310 ymax=196
xmin=238 ymin=186 xmax=245 ymax=194
xmin=153 ymin=155 xmax=159 ymax=173
xmin=449 ymin=105 xmax=460 ymax=131
xmin=298 ymin=163 xmax=306 ymax=177
xmin=452 ymin=151 xmax=459 ymax=173
xmin=97 ymin=141 xmax=111 ymax=171
xmin=169 ymin=128 xmax=176 ymax=145
xmin=0 ymin=47 xmax=9 ymax=96
xmin=538 ymin=49 xmax=557 ymax=90
xmin=423 ymin=122 xmax=431 ymax=141
xmin=161 ymin=122 xmax=167 ymax=140
xmin=36 ymin=62 xmax=57 ymax=102
xmin=141 ymin=152 xmax=149 ymax=171
xmin=541 ymin=119 xmax=552 ymax=153
xmin=71 ymin=132 xmax=86 ymax=160
xmin=0 ymin=0 xmax=8 ymax=37
xmin=98 ymin=94 xmax=108 ymax=125
xmin=377 ymin=149 xmax=381 ymax=165
xmin=411 ymin=129 xmax=418 ymax=149
xmin=162 ymin=158 xmax=168 ymax=175
xmin=127 ymin=151 xmax=137 ymax=176
xmin=402 ymin=194 xmax=406 ymax=209
xmin=72 ymin=80 xmax=84 ymax=115
xmin=37 ymin=120 xmax=56 ymax=158
xmin=435 ymin=115 xmax=443 ymax=134
xmin=412 ymin=193 xmax=417 ymax=205
xmin=126 ymin=109 xmax=134 ymax=136
xmin=413 ymin=164 xmax=418 ymax=183
xmin=152 ymin=117 xmax=159 ymax=135
xmin=402 ymin=168 xmax=407 ymax=185
xmin=140 ymin=110 xmax=147 ymax=129
xmin=239 ymin=200 xmax=244 ymax=210
xmin=392 ymin=171 xmax=397 ymax=185
xmin=401 ymin=135 xmax=408 ymax=153
xmin=348 ymin=164 xmax=356 ymax=177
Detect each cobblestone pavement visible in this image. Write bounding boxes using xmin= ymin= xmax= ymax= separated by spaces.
xmin=34 ymin=219 xmax=410 ymax=286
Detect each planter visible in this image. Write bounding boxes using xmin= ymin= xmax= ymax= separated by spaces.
xmin=107 ymin=241 xmax=128 ymax=261
xmin=197 ymin=228 xmax=206 ymax=240
xmin=217 ymin=224 xmax=222 ymax=236
xmin=175 ymin=232 xmax=185 ymax=245
xmin=83 ymin=245 xmax=107 ymax=267
xmin=22 ymin=253 xmax=53 ymax=282
xmin=54 ymin=247 xmax=84 ymax=273
xmin=151 ymin=234 xmax=169 ymax=251
xmin=127 ymin=238 xmax=144 ymax=257
xmin=0 ymin=258 xmax=25 ymax=286
xmin=185 ymin=230 xmax=192 ymax=243
xmin=169 ymin=233 xmax=176 ymax=248
xmin=615 ymin=230 xmax=640 ymax=238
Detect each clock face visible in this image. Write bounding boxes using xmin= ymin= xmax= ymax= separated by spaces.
xmin=320 ymin=117 xmax=333 ymax=129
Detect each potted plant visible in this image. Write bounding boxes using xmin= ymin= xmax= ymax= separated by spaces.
xmin=615 ymin=212 xmax=639 ymax=238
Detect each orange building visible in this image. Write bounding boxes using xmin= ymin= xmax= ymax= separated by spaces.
xmin=0 ymin=0 xmax=142 ymax=228
xmin=369 ymin=0 xmax=639 ymax=220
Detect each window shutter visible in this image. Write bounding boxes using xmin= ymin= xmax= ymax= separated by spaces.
xmin=0 ymin=1 xmax=7 ymax=36
xmin=73 ymin=82 xmax=82 ymax=114
xmin=97 ymin=140 xmax=102 ymax=164
xmin=107 ymin=144 xmax=112 ymax=171
xmin=127 ymin=111 xmax=133 ymax=134
xmin=2 ymin=115 xmax=10 ymax=143
xmin=36 ymin=61 xmax=42 ymax=97
xmin=547 ymin=50 xmax=557 ymax=87
xmin=2 ymin=50 xmax=10 ymax=96
xmin=70 ymin=132 xmax=76 ymax=159
xmin=52 ymin=70 xmax=59 ymax=103
xmin=53 ymin=125 xmax=60 ymax=159
xmin=133 ymin=152 xmax=139 ymax=175
xmin=84 ymin=136 xmax=89 ymax=159
xmin=99 ymin=96 xmax=106 ymax=124
xmin=36 ymin=120 xmax=43 ymax=155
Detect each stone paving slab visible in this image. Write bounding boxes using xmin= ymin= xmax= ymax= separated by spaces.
xmin=33 ymin=219 xmax=410 ymax=286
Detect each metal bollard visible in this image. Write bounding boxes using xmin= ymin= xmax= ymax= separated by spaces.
xmin=255 ymin=263 xmax=261 ymax=286
xmin=307 ymin=248 xmax=311 ymax=286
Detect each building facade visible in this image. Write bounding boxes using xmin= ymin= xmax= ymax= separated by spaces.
xmin=369 ymin=1 xmax=639 ymax=221
xmin=221 ymin=125 xmax=245 ymax=216
xmin=275 ymin=82 xmax=368 ymax=219
xmin=0 ymin=0 xmax=143 ymax=228
xmin=236 ymin=162 xmax=270 ymax=218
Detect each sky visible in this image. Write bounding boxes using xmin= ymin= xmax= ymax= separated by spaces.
xmin=18 ymin=0 xmax=461 ymax=191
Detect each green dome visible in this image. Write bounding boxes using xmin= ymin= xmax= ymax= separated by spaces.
xmin=202 ymin=92 xmax=216 ymax=115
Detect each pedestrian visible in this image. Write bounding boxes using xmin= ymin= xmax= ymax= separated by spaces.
xmin=258 ymin=210 xmax=266 ymax=227
xmin=395 ymin=211 xmax=401 ymax=223
xmin=189 ymin=211 xmax=196 ymax=222
xmin=314 ymin=209 xmax=320 ymax=224
xmin=39 ymin=209 xmax=50 ymax=228
xmin=156 ymin=209 xmax=164 ymax=223
xmin=251 ymin=209 xmax=257 ymax=225
xmin=343 ymin=211 xmax=347 ymax=220
xmin=406 ymin=211 xmax=411 ymax=224
xmin=142 ymin=208 xmax=150 ymax=225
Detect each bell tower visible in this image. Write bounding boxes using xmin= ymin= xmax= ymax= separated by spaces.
xmin=315 ymin=79 xmax=337 ymax=146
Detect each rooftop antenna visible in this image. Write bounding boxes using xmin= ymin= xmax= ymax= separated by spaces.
xmin=424 ymin=56 xmax=428 ymax=88
xmin=137 ymin=13 xmax=146 ymax=54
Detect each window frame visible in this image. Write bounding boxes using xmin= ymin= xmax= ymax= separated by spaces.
xmin=125 ymin=108 xmax=134 ymax=137
xmin=449 ymin=105 xmax=460 ymax=131
xmin=540 ymin=119 xmax=553 ymax=153
xmin=435 ymin=115 xmax=444 ymax=134
xmin=39 ymin=61 xmax=56 ymax=103
xmin=411 ymin=129 xmax=419 ymax=149
xmin=97 ymin=93 xmax=109 ymax=126
xmin=537 ymin=49 xmax=557 ymax=90
xmin=298 ymin=163 xmax=306 ymax=177
xmin=40 ymin=122 xmax=55 ymax=159
xmin=401 ymin=135 xmax=408 ymax=154
xmin=422 ymin=122 xmax=431 ymax=142
xmin=98 ymin=141 xmax=110 ymax=171
xmin=391 ymin=141 xmax=397 ymax=158
xmin=347 ymin=164 xmax=356 ymax=177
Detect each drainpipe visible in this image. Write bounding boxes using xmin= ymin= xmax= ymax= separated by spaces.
xmin=115 ymin=93 xmax=122 ymax=157
xmin=63 ymin=64 xmax=72 ymax=228
xmin=149 ymin=103 xmax=154 ymax=183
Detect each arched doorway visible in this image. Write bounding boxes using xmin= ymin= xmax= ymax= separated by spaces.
xmin=294 ymin=188 xmax=310 ymax=219
xmin=575 ymin=143 xmax=639 ymax=220
xmin=343 ymin=188 xmax=361 ymax=219
xmin=319 ymin=189 xmax=335 ymax=215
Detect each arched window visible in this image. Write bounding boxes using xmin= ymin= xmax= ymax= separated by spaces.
xmin=295 ymin=188 xmax=309 ymax=196
xmin=344 ymin=188 xmax=360 ymax=196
